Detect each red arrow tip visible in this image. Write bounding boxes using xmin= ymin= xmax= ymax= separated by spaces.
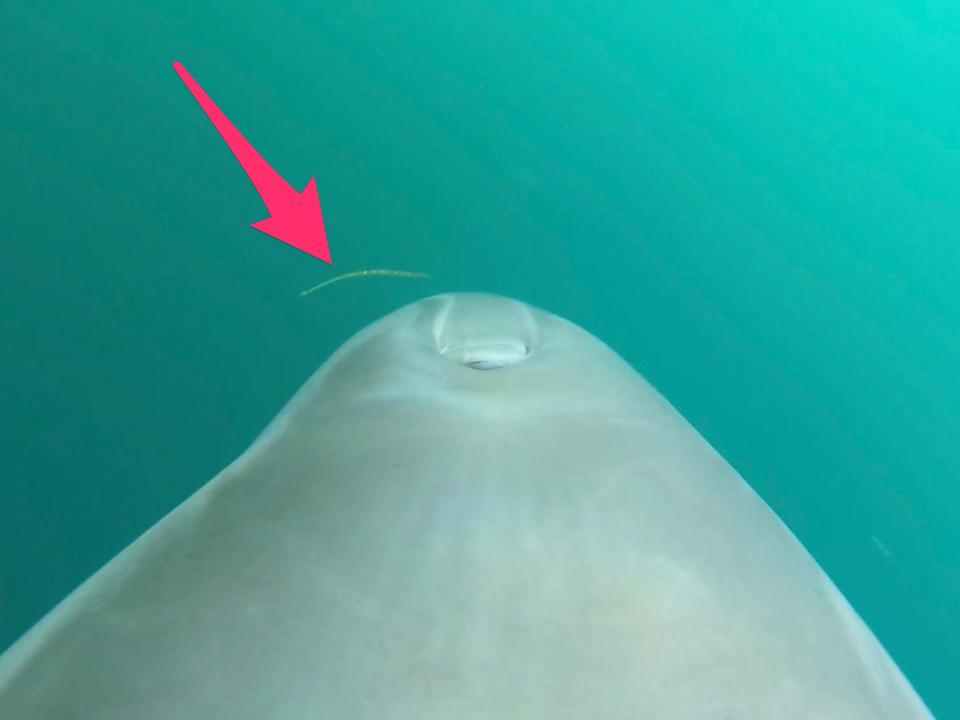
xmin=251 ymin=178 xmax=331 ymax=263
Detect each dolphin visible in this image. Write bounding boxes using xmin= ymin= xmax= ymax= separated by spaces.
xmin=0 ymin=293 xmax=932 ymax=718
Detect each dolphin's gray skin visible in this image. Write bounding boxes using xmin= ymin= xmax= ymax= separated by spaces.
xmin=0 ymin=293 xmax=932 ymax=718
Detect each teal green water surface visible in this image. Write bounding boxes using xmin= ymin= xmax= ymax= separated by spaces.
xmin=1 ymin=1 xmax=957 ymax=715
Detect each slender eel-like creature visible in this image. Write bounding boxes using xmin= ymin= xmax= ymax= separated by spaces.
xmin=300 ymin=269 xmax=430 ymax=297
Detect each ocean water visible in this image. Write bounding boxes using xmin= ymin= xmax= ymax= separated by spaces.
xmin=1 ymin=1 xmax=957 ymax=715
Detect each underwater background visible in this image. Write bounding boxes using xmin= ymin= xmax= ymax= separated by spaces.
xmin=1 ymin=1 xmax=957 ymax=715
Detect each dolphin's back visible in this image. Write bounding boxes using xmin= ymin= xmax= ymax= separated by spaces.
xmin=0 ymin=293 xmax=933 ymax=719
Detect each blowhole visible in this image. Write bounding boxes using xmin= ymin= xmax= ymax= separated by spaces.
xmin=440 ymin=341 xmax=530 ymax=371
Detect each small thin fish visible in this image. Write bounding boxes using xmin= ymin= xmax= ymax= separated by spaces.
xmin=300 ymin=269 xmax=430 ymax=297
xmin=871 ymin=534 xmax=893 ymax=560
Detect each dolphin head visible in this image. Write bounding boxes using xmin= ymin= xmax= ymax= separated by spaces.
xmin=294 ymin=293 xmax=651 ymax=427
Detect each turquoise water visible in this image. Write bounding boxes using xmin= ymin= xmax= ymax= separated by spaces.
xmin=1 ymin=1 xmax=957 ymax=715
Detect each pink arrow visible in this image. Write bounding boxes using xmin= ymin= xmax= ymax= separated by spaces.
xmin=173 ymin=61 xmax=331 ymax=263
